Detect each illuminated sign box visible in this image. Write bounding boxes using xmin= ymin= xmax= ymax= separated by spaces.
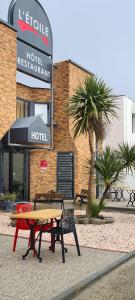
xmin=17 ymin=41 xmax=52 ymax=83
xmin=8 ymin=0 xmax=53 ymax=56
xmin=10 ymin=116 xmax=50 ymax=145
xmin=8 ymin=0 xmax=53 ymax=82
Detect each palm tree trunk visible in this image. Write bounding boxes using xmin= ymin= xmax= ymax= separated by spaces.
xmin=87 ymin=129 xmax=95 ymax=217
xmin=100 ymin=171 xmax=120 ymax=205
xmin=99 ymin=184 xmax=110 ymax=205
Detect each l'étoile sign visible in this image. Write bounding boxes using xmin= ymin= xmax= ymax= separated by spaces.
xmin=8 ymin=0 xmax=53 ymax=56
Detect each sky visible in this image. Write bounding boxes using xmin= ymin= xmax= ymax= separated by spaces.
xmin=1 ymin=0 xmax=135 ymax=98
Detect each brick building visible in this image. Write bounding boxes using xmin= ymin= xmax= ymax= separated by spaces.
xmin=0 ymin=20 xmax=92 ymax=201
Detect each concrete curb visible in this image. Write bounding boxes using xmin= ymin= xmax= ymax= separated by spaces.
xmin=104 ymin=206 xmax=135 ymax=213
xmin=51 ymin=251 xmax=135 ymax=300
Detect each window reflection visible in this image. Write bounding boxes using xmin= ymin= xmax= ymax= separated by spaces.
xmin=16 ymin=99 xmax=29 ymax=119
xmin=35 ymin=104 xmax=48 ymax=124
xmin=16 ymin=99 xmax=50 ymax=124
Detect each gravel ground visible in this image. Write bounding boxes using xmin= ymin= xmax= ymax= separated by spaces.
xmin=74 ymin=257 xmax=135 ymax=300
xmin=0 ymin=210 xmax=135 ymax=252
xmin=0 ymin=235 xmax=123 ymax=300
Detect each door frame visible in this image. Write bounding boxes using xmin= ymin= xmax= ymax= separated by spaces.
xmin=0 ymin=146 xmax=29 ymax=200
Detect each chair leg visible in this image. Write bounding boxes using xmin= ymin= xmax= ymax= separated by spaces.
xmin=38 ymin=232 xmax=42 ymax=257
xmin=80 ymin=197 xmax=83 ymax=206
xmin=73 ymin=196 xmax=77 ymax=204
xmin=74 ymin=228 xmax=81 ymax=256
xmin=33 ymin=234 xmax=36 ymax=257
xmin=28 ymin=234 xmax=31 ymax=247
xmin=61 ymin=200 xmax=64 ymax=209
xmin=13 ymin=228 xmax=19 ymax=252
xmin=34 ymin=200 xmax=36 ymax=211
xmin=51 ymin=233 xmax=55 ymax=253
xmin=61 ymin=233 xmax=65 ymax=263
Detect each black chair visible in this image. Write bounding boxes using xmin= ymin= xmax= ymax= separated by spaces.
xmin=38 ymin=209 xmax=81 ymax=263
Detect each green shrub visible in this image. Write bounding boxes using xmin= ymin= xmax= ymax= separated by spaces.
xmin=0 ymin=193 xmax=16 ymax=201
xmin=91 ymin=200 xmax=105 ymax=218
xmin=5 ymin=193 xmax=16 ymax=201
xmin=0 ymin=193 xmax=5 ymax=201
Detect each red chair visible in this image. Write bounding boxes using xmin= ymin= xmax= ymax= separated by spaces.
xmin=13 ymin=203 xmax=53 ymax=252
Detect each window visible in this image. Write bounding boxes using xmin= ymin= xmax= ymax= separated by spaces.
xmin=16 ymin=99 xmax=29 ymax=119
xmin=30 ymin=102 xmax=51 ymax=125
xmin=35 ymin=103 xmax=49 ymax=124
xmin=132 ymin=114 xmax=135 ymax=133
xmin=16 ymin=98 xmax=50 ymax=125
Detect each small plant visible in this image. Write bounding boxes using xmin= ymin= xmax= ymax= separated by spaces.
xmin=91 ymin=200 xmax=105 ymax=218
xmin=0 ymin=193 xmax=16 ymax=201
xmin=5 ymin=193 xmax=16 ymax=201
xmin=0 ymin=193 xmax=5 ymax=201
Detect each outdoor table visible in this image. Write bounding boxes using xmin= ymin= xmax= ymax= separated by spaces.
xmin=125 ymin=188 xmax=135 ymax=207
xmin=110 ymin=189 xmax=119 ymax=201
xmin=112 ymin=186 xmax=127 ymax=201
xmin=11 ymin=209 xmax=62 ymax=262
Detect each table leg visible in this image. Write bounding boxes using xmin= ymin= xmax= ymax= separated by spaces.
xmin=119 ymin=189 xmax=126 ymax=201
xmin=127 ymin=191 xmax=135 ymax=207
xmin=22 ymin=221 xmax=42 ymax=263
xmin=133 ymin=193 xmax=135 ymax=206
xmin=127 ymin=192 xmax=131 ymax=206
xmin=111 ymin=190 xmax=119 ymax=201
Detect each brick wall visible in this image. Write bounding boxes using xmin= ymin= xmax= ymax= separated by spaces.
xmin=0 ymin=21 xmax=93 ymax=199
xmin=0 ymin=23 xmax=16 ymax=139
xmin=18 ymin=61 xmax=91 ymax=199
xmin=17 ymin=83 xmax=51 ymax=102
xmin=69 ymin=62 xmax=91 ymax=192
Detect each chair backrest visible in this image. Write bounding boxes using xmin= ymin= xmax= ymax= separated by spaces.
xmin=81 ymin=189 xmax=88 ymax=195
xmin=35 ymin=192 xmax=64 ymax=201
xmin=16 ymin=203 xmax=33 ymax=229
xmin=60 ymin=209 xmax=75 ymax=233
xmin=51 ymin=192 xmax=64 ymax=200
xmin=35 ymin=193 xmax=51 ymax=200
xmin=16 ymin=203 xmax=32 ymax=213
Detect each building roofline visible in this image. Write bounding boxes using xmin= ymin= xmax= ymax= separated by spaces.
xmin=113 ymin=94 xmax=127 ymax=97
xmin=55 ymin=59 xmax=94 ymax=75
xmin=68 ymin=59 xmax=94 ymax=75
xmin=0 ymin=18 xmax=17 ymax=32
xmin=113 ymin=95 xmax=135 ymax=102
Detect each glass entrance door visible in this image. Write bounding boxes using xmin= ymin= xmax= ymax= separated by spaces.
xmin=1 ymin=150 xmax=29 ymax=200
xmin=3 ymin=152 xmax=10 ymax=193
xmin=12 ymin=153 xmax=24 ymax=199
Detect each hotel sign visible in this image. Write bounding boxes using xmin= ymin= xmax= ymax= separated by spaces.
xmin=8 ymin=0 xmax=53 ymax=55
xmin=17 ymin=41 xmax=52 ymax=83
xmin=8 ymin=0 xmax=53 ymax=83
xmin=10 ymin=116 xmax=50 ymax=145
xmin=40 ymin=159 xmax=48 ymax=170
xmin=30 ymin=132 xmax=48 ymax=143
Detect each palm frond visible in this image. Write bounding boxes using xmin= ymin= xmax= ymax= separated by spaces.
xmin=69 ymin=75 xmax=118 ymax=139
xmin=116 ymin=143 xmax=135 ymax=173
xmin=94 ymin=147 xmax=123 ymax=186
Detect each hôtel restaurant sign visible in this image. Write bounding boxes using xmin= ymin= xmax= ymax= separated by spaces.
xmin=8 ymin=0 xmax=53 ymax=83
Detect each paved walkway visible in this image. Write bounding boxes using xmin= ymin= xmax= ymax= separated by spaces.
xmin=74 ymin=257 xmax=135 ymax=300
xmin=0 ymin=235 xmax=123 ymax=300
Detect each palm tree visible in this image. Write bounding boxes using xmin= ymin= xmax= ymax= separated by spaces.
xmin=95 ymin=143 xmax=135 ymax=205
xmin=69 ymin=76 xmax=117 ymax=216
xmin=116 ymin=143 xmax=135 ymax=173
xmin=94 ymin=147 xmax=123 ymax=204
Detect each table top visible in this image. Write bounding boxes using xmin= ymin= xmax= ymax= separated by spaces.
xmin=125 ymin=188 xmax=135 ymax=192
xmin=112 ymin=185 xmax=128 ymax=189
xmin=11 ymin=209 xmax=62 ymax=220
